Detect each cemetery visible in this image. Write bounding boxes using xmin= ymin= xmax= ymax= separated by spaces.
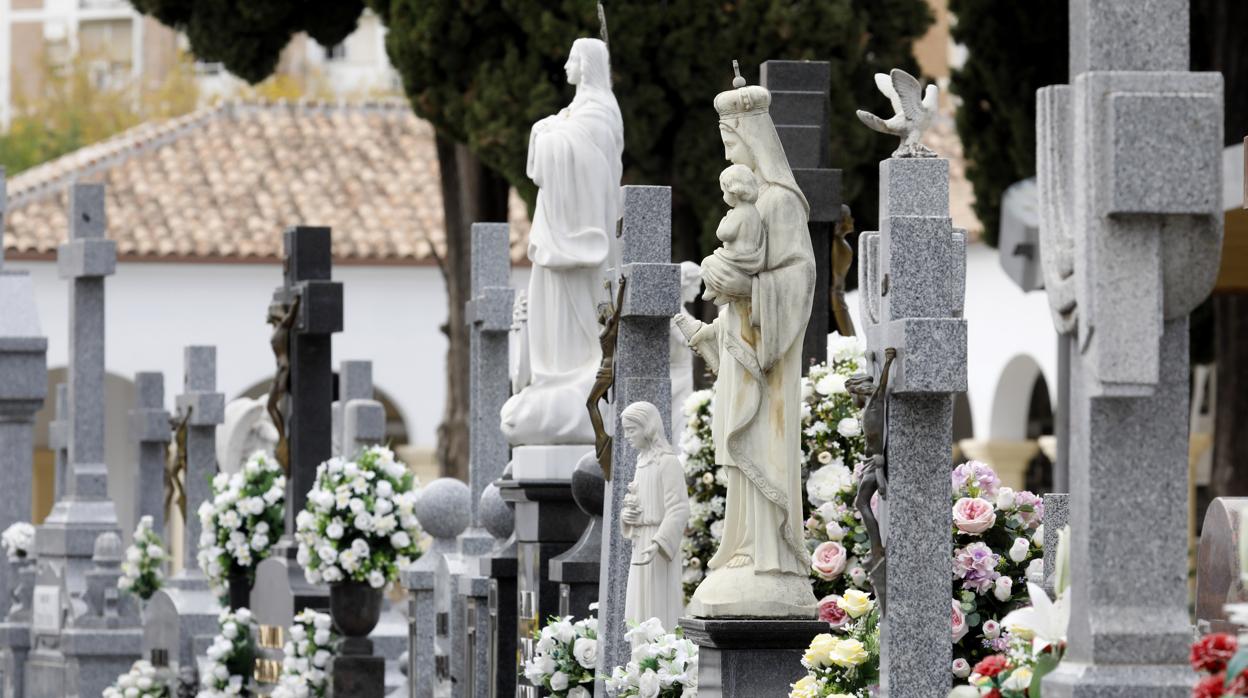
xmin=0 ymin=0 xmax=1247 ymax=696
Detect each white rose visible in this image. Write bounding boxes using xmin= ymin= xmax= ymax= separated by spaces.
xmin=317 ymin=545 xmax=338 ymax=564
xmin=996 ymin=487 xmax=1016 ymax=509
xmin=313 ymin=649 xmax=331 ymax=668
xmin=637 ymin=669 xmax=661 ymax=698
xmin=351 ymin=539 xmax=371 ymax=557
xmin=326 ymin=521 xmax=345 ymax=540
xmin=368 ymin=570 xmax=386 ymax=589
xmin=314 ymin=628 xmax=331 ymax=645
xmin=1009 ymin=537 xmax=1030 ymax=563
xmin=354 ymin=513 xmax=374 ymax=532
xmin=376 ymin=480 xmax=394 ymax=498
xmin=1032 ymin=524 xmax=1045 ymax=546
xmin=993 ymin=575 xmax=1013 ymax=602
xmin=313 ymin=613 xmax=332 ymax=630
xmin=549 ymin=671 xmax=569 ymax=692
xmin=390 ymin=531 xmax=412 ymax=549
xmin=836 ymin=417 xmax=861 ymax=437
xmin=573 ymin=636 xmax=597 ymax=669
xmin=814 ymin=373 xmax=847 ymax=396
xmin=568 ymin=687 xmax=591 ymax=698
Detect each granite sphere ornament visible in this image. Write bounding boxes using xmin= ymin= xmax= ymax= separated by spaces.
xmin=480 ymin=482 xmax=514 ymax=541
xmin=571 ymin=450 xmax=606 ymax=517
xmin=94 ymin=530 xmax=124 ymax=563
xmin=415 ymin=477 xmax=472 ymax=542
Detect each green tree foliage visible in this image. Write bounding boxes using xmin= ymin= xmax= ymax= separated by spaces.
xmin=947 ymin=0 xmax=1068 ymax=246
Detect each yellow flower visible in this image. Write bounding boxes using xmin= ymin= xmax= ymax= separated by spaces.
xmin=1002 ymin=667 xmax=1033 ymax=691
xmin=789 ymin=675 xmax=819 ymax=698
xmin=802 ymin=633 xmax=836 ymax=668
xmin=827 ymin=638 xmax=869 ymax=668
xmin=837 ymin=589 xmax=875 ymax=619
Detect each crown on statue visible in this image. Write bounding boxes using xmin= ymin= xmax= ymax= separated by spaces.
xmin=714 ymin=60 xmax=771 ymax=119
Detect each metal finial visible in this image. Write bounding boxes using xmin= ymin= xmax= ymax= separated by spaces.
xmin=731 ymin=60 xmax=746 ymax=88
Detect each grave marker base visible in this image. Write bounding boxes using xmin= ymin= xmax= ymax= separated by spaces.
xmin=680 ymin=618 xmax=827 ymax=698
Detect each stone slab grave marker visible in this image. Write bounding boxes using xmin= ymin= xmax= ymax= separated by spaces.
xmin=1035 ymin=0 xmax=1223 ymax=693
xmin=1196 ymin=498 xmax=1248 ymax=635
xmin=27 ymin=183 xmax=123 ymax=696
xmin=142 ymin=346 xmax=224 ymax=674
xmin=48 ymin=384 xmax=68 ymax=506
xmin=550 ymin=454 xmax=604 ymax=620
xmin=453 ymin=222 xmax=515 ymax=698
xmin=61 ymin=531 xmax=143 ymax=698
xmin=760 ymin=60 xmax=845 ymax=363
xmin=856 ymin=76 xmax=967 ymax=696
xmin=332 ymin=359 xmax=373 ymax=458
xmin=0 ymin=167 xmax=49 ymax=621
xmin=479 ymin=478 xmax=518 ymax=698
xmin=129 ymin=372 xmax=171 ymax=531
xmin=594 ymin=185 xmax=681 ymax=696
xmin=251 ymin=226 xmax=343 ymax=691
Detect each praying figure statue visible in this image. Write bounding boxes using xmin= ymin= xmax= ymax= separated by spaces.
xmin=672 ymin=64 xmax=818 ymax=618
xmin=668 ymin=261 xmax=702 ymax=439
xmin=501 ymin=37 xmax=625 ymax=446
xmin=620 ymin=402 xmax=690 ymax=635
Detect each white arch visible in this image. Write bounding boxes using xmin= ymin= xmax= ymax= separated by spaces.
xmin=989 ymin=354 xmax=1049 ymax=440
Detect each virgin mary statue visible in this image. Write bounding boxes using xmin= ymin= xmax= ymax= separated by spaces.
xmin=673 ymin=69 xmax=818 ymax=618
xmin=501 ymin=38 xmax=624 ymax=446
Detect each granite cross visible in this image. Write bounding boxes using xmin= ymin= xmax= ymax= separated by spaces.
xmin=332 ymin=359 xmax=373 ymax=458
xmin=173 ymin=347 xmax=224 ymax=576
xmin=1036 ymin=0 xmax=1223 ymax=692
xmin=761 ymin=60 xmax=844 ymax=365
xmin=858 ymin=154 xmax=967 ymax=697
xmin=129 ymin=372 xmax=171 ymax=532
xmin=0 ymin=167 xmax=49 ymax=620
xmin=48 ymin=384 xmax=68 ymax=504
xmin=595 ymin=185 xmax=681 ymax=694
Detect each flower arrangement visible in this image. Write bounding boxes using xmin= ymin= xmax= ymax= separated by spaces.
xmin=522 ymin=611 xmax=599 ymax=697
xmin=197 ymin=451 xmax=285 ymax=598
xmin=104 ymin=660 xmax=171 ymax=698
xmin=605 ymin=618 xmax=698 ymax=697
xmin=295 ymin=445 xmax=423 ymax=587
xmin=272 ymin=609 xmax=338 ymax=698
xmin=1191 ymin=632 xmax=1248 ymax=697
xmin=201 ymin=607 xmax=256 ymax=697
xmin=1 ymin=522 xmax=35 ymax=562
xmin=119 ymin=515 xmax=167 ymax=601
xmin=790 ymin=593 xmax=879 ymax=698
xmin=678 ymin=389 xmax=723 ymax=600
xmin=950 ymin=461 xmax=1045 ymax=668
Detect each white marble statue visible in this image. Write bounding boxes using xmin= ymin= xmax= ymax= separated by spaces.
xmin=855 ymin=68 xmax=939 ymax=159
xmin=672 ymin=66 xmax=818 ymax=618
xmin=669 ymin=261 xmax=702 ymax=438
xmin=620 ymin=401 xmax=690 ymax=635
xmin=215 ymin=397 xmax=278 ymax=474
xmin=500 ymin=37 xmax=625 ymax=446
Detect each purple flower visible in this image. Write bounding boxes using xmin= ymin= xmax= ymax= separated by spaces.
xmin=952 ymin=542 xmax=1002 ymax=594
xmin=951 ymin=460 xmax=1001 ymax=499
xmin=1013 ymin=490 xmax=1044 ymax=526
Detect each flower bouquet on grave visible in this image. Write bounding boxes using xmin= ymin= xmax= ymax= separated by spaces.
xmin=119 ymin=515 xmax=168 ymax=601
xmin=605 ymin=618 xmax=699 ymax=697
xmin=197 ymin=450 xmax=285 ymax=605
xmin=272 ymin=608 xmax=338 ymax=698
xmin=104 ymin=659 xmax=173 ymax=698
xmin=950 ymin=460 xmax=1045 ymax=669
xmin=790 ymin=596 xmax=880 ymax=698
xmin=522 ymin=611 xmax=598 ymax=698
xmin=295 ymin=445 xmax=424 ymax=589
xmin=679 ymin=389 xmax=723 ymax=601
xmin=1 ymin=522 xmax=34 ymax=562
xmin=201 ymin=607 xmax=257 ymax=697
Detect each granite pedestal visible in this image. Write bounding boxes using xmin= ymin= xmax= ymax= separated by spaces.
xmin=681 ymin=618 xmax=827 ymax=698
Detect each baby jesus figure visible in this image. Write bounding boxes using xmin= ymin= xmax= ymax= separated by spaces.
xmin=703 ymin=163 xmax=765 ymax=305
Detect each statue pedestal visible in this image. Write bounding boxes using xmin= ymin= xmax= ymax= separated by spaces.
xmin=680 ymin=618 xmax=827 ymax=698
xmin=511 ymin=445 xmax=593 ymax=480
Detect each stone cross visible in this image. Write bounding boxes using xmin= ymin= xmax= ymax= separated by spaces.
xmin=858 ymin=153 xmax=967 ymax=697
xmin=760 ymin=60 xmax=844 ymax=364
xmin=595 ymin=185 xmax=681 ymax=692
xmin=1036 ymin=0 xmax=1223 ymax=693
xmin=174 ymin=347 xmax=224 ymax=575
xmin=60 ymin=531 xmax=143 ymax=698
xmin=129 ymin=372 xmax=170 ymax=533
xmin=460 ymin=222 xmax=515 ymax=556
xmin=48 ymin=384 xmax=68 ymax=504
xmin=332 ymin=360 xmax=373 ymax=458
xmin=0 ymin=167 xmax=48 ymax=620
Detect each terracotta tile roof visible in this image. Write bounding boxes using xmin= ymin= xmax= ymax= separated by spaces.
xmin=2 ymin=99 xmax=531 ymax=264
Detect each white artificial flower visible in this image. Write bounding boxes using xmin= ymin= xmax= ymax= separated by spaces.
xmin=996 ymin=487 xmax=1016 ymax=510
xmin=390 ymin=531 xmax=412 ymax=549
xmin=1009 ymin=537 xmax=1031 ymax=563
xmin=814 ymin=372 xmax=847 ymax=396
xmin=368 ymin=570 xmax=386 ymax=589
xmin=1026 ymin=558 xmax=1045 ymax=585
xmin=573 ymin=636 xmax=597 ymax=669
xmin=1001 ymin=581 xmax=1070 ymax=652
xmin=836 ymin=417 xmax=861 ymax=437
xmin=1032 ymin=524 xmax=1045 ymax=546
xmin=993 ymin=575 xmax=1013 ymax=602
xmin=549 ymin=671 xmax=569 ymax=692
xmin=326 ymin=521 xmax=345 ymax=540
xmin=376 ymin=480 xmax=394 ymax=498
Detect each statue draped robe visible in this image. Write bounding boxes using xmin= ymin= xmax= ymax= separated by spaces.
xmin=623 ymin=451 xmax=689 ymax=634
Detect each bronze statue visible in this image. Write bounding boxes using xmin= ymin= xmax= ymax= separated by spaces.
xmin=831 ymin=204 xmax=856 ymax=337
xmin=266 ymin=294 xmax=300 ymax=475
xmin=846 ymin=347 xmax=895 ymax=614
xmin=587 ymin=276 xmax=627 ymax=481
xmin=164 ymin=409 xmax=190 ymax=527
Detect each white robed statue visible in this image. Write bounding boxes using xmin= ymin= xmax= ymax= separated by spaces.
xmin=673 ymin=67 xmax=818 ymax=618
xmin=619 ymin=401 xmax=690 ymax=635
xmin=501 ymin=37 xmax=624 ymax=445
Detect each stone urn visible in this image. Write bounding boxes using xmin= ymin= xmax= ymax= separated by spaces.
xmin=329 ymin=580 xmax=384 ymax=643
xmin=227 ymin=566 xmax=252 ymax=611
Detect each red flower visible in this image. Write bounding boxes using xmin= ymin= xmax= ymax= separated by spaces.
xmin=1191 ymin=633 xmax=1238 ymax=673
xmin=983 ymin=690 xmax=1002 ymax=698
xmin=973 ymin=655 xmax=1010 ymax=678
xmin=1193 ymin=673 xmax=1226 ymax=698
xmin=1227 ymin=668 xmax=1248 ymax=695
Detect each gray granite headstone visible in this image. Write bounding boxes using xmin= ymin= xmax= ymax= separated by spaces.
xmin=332 ymin=359 xmax=373 ymax=458
xmin=0 ymin=168 xmax=48 ymax=620
xmin=997 ymin=178 xmax=1042 ymax=292
xmin=595 ymin=186 xmax=680 ymax=694
xmin=47 ymin=384 xmax=68 ymax=506
xmin=129 ymin=372 xmax=171 ymax=534
xmin=1042 ymin=493 xmax=1069 ymax=598
xmin=478 ymin=479 xmax=518 ymax=698
xmin=858 ymin=155 xmax=966 ymax=698
xmin=0 ymin=552 xmax=37 ymax=698
xmin=1037 ymin=0 xmax=1223 ymax=693
xmin=61 ymin=531 xmax=142 ymax=698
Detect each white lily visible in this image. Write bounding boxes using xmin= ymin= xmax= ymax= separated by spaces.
xmin=1001 ymin=581 xmax=1069 ymax=653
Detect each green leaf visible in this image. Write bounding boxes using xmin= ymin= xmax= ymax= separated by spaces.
xmin=1225 ymin=648 xmax=1248 ymax=689
xmin=1029 ymin=651 xmax=1062 ymax=696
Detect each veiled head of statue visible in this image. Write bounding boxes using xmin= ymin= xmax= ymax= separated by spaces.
xmin=569 ymin=38 xmax=612 ymax=92
xmin=621 ymin=401 xmax=674 ymax=455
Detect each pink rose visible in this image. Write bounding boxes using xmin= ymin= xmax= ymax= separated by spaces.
xmin=952 ymin=497 xmax=997 ymax=535
xmin=952 ymin=600 xmax=968 ymax=642
xmin=817 ymin=595 xmax=849 ymax=629
xmin=811 ymin=541 xmax=847 ymax=580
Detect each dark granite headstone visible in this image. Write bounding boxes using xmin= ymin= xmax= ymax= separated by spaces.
xmin=549 ymin=452 xmax=604 ymax=619
xmin=680 ymin=618 xmax=827 ymax=697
